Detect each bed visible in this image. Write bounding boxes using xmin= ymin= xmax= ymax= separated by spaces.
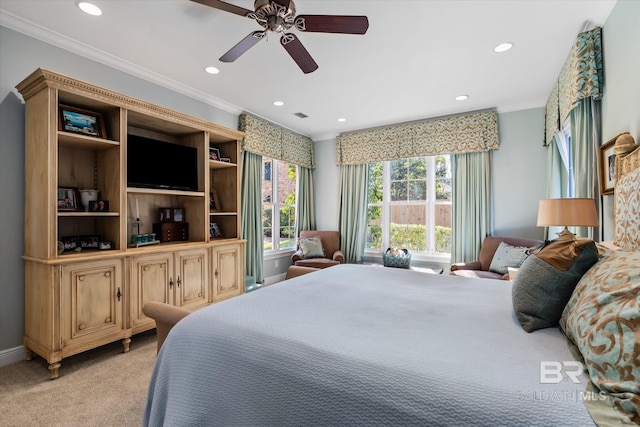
xmin=144 ymin=143 xmax=639 ymax=426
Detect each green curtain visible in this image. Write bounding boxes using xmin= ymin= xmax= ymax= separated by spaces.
xmin=450 ymin=151 xmax=493 ymax=263
xmin=337 ymin=164 xmax=369 ymax=263
xmin=241 ymin=150 xmax=264 ymax=283
xmin=544 ymin=133 xmax=571 ymax=239
xmin=569 ymin=98 xmax=600 ymax=239
xmin=296 ymin=166 xmax=316 ymax=233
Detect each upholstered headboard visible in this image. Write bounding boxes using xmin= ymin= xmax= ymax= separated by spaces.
xmin=613 ymin=139 xmax=640 ymax=250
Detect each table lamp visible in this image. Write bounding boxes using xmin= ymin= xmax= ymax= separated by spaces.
xmin=537 ymin=198 xmax=598 ymax=241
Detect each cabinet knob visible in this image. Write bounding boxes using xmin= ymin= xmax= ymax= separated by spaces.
xmin=215 ymin=269 xmax=218 ymax=277
xmin=78 ymin=324 xmax=85 ymax=330
xmin=177 ymin=276 xmax=181 ymax=288
xmin=169 ymin=277 xmax=174 ymax=289
xmin=117 ymin=287 xmax=122 ymax=301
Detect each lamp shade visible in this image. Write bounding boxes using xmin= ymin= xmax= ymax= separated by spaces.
xmin=537 ymin=198 xmax=599 ymax=227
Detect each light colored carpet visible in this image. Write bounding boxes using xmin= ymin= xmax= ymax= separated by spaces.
xmin=0 ymin=331 xmax=157 ymax=426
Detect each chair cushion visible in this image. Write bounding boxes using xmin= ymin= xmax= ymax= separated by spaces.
xmin=299 ymin=231 xmax=340 ymax=259
xmin=299 ymin=236 xmax=325 ymax=259
xmin=294 ymin=258 xmax=340 ymax=269
xmin=488 ymin=241 xmax=531 ymax=274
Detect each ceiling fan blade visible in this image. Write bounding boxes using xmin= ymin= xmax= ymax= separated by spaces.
xmin=220 ymin=31 xmax=266 ymax=62
xmin=280 ymin=33 xmax=318 ymax=74
xmin=295 ymin=15 xmax=369 ymax=35
xmin=190 ymin=0 xmax=253 ymax=17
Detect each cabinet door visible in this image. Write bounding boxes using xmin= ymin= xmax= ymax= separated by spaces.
xmin=61 ymin=259 xmax=124 ymax=346
xmin=212 ymin=243 xmax=244 ymax=302
xmin=130 ymin=253 xmax=173 ymax=331
xmin=175 ymin=248 xmax=209 ymax=310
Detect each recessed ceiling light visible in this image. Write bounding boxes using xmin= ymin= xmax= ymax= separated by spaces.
xmin=204 ymin=66 xmax=220 ymax=74
xmin=337 ymin=118 xmax=347 ymax=122
xmin=494 ymin=42 xmax=513 ymax=53
xmin=77 ymin=1 xmax=102 ymax=16
xmin=273 ymin=101 xmax=284 ymax=107
xmin=455 ymin=95 xmax=468 ymax=101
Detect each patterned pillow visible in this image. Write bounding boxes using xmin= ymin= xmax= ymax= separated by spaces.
xmin=560 ymin=250 xmax=640 ymax=424
xmin=614 ymin=167 xmax=640 ymax=250
xmin=512 ymin=239 xmax=599 ymax=332
xmin=299 ymin=237 xmax=325 ymax=259
xmin=488 ymin=241 xmax=532 ymax=274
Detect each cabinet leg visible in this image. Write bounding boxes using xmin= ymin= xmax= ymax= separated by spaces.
xmin=48 ymin=362 xmax=61 ymax=380
xmin=24 ymin=347 xmax=33 ymax=361
xmin=122 ymin=337 xmax=131 ymax=353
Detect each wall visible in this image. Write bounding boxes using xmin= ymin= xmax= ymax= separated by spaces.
xmin=600 ymin=0 xmax=640 ymax=240
xmin=0 ymin=26 xmax=239 ymax=361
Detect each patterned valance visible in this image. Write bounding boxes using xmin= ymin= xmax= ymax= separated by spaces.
xmin=239 ymin=113 xmax=315 ymax=169
xmin=544 ymin=27 xmax=603 ymax=145
xmin=336 ymin=109 xmax=499 ymax=165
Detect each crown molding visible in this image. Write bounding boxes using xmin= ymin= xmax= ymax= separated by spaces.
xmin=0 ymin=10 xmax=242 ymax=115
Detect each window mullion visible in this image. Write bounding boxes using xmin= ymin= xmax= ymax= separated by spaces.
xmin=426 ymin=157 xmax=436 ymax=253
xmin=272 ymin=159 xmax=280 ymax=250
xmin=382 ymin=161 xmax=390 ymax=250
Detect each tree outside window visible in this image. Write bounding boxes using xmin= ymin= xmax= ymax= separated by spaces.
xmin=263 ymin=158 xmax=297 ymax=251
xmin=366 ymin=155 xmax=451 ymax=255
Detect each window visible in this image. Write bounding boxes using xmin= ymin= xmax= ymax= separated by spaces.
xmin=262 ymin=158 xmax=297 ymax=251
xmin=366 ymin=155 xmax=452 ymax=256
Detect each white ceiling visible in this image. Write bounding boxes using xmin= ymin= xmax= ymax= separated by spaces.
xmin=0 ymin=0 xmax=617 ymax=140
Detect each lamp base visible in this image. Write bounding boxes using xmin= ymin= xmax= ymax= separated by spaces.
xmin=555 ymin=227 xmax=576 ymax=241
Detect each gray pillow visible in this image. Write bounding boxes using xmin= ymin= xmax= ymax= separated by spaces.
xmin=512 ymin=238 xmax=599 ymax=332
xmin=299 ymin=237 xmax=325 ymax=259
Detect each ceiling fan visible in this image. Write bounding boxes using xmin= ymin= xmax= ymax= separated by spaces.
xmin=191 ymin=0 xmax=369 ymax=73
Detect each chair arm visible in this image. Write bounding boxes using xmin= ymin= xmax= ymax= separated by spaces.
xmin=332 ymin=250 xmax=345 ymax=263
xmin=291 ymin=249 xmax=304 ymax=263
xmin=143 ymin=301 xmax=192 ymax=354
xmin=450 ymin=260 xmax=482 ymax=271
xmin=285 ymin=266 xmax=320 ymax=280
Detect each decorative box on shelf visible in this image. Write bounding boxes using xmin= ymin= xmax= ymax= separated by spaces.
xmin=383 ymin=247 xmax=411 ymax=268
xmin=153 ymin=222 xmax=189 ymax=243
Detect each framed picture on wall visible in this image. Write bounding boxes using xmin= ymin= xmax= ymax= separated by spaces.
xmin=599 ymin=136 xmax=617 ymax=195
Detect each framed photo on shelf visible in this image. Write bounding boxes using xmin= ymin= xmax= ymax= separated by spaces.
xmin=58 ymin=104 xmax=106 ymax=139
xmin=79 ymin=235 xmax=100 ymax=249
xmin=599 ymin=136 xmax=617 ymax=195
xmin=209 ymin=147 xmax=221 ymax=161
xmin=209 ymin=189 xmax=221 ymax=212
xmin=60 ymin=235 xmax=78 ymax=252
xmin=57 ymin=187 xmax=79 ymax=211
xmin=220 ymin=157 xmax=231 ymax=163
xmin=210 ymin=221 xmax=222 ymax=238
xmin=173 ymin=208 xmax=184 ymax=222
xmin=89 ymin=200 xmax=109 ymax=212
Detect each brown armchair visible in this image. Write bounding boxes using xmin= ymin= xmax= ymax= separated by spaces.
xmin=450 ymin=236 xmax=542 ymax=280
xmin=291 ymin=230 xmax=344 ymax=269
xmin=143 ymin=301 xmax=192 ymax=354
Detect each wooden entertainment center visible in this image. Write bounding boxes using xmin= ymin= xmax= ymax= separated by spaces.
xmin=17 ymin=69 xmax=246 ymax=379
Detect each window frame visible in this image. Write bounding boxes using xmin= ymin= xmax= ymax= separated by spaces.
xmin=365 ymin=155 xmax=452 ymax=263
xmin=262 ymin=158 xmax=298 ymax=255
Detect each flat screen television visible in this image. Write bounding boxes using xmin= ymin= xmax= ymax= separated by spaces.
xmin=127 ymin=134 xmax=199 ymax=192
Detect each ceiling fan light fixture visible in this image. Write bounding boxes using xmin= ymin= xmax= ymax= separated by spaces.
xmin=455 ymin=95 xmax=469 ymax=101
xmin=76 ymin=1 xmax=102 ymax=16
xmin=494 ymin=42 xmax=513 ymax=53
xmin=204 ymin=66 xmax=220 ymax=74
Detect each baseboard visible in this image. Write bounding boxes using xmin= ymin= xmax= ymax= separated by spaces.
xmin=0 ymin=345 xmax=25 ymax=367
xmin=263 ymin=272 xmax=287 ymax=286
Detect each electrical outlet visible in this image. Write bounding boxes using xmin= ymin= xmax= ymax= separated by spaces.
xmin=274 ymin=259 xmax=279 ymax=268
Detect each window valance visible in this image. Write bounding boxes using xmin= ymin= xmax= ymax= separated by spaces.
xmin=336 ymin=109 xmax=499 ymax=165
xmin=544 ymin=27 xmax=603 ymax=146
xmin=239 ymin=112 xmax=315 ymax=169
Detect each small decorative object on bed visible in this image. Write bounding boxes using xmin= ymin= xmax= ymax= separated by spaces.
xmin=383 ymin=247 xmax=411 ymax=268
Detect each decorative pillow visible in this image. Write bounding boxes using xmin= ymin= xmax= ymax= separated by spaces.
xmin=560 ymin=250 xmax=640 ymax=425
xmin=614 ymin=167 xmax=640 ymax=250
xmin=299 ymin=237 xmax=325 ymax=259
xmin=489 ymin=242 xmax=531 ymax=274
xmin=512 ymin=238 xmax=599 ymax=332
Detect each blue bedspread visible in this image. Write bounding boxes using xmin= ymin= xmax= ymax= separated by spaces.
xmin=144 ymin=264 xmax=595 ymax=426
